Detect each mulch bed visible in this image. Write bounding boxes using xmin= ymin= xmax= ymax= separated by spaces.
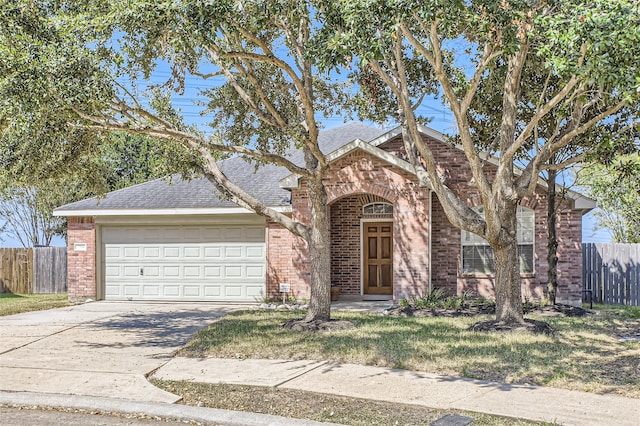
xmin=384 ymin=303 xmax=592 ymax=319
xmin=468 ymin=319 xmax=556 ymax=335
xmin=384 ymin=303 xmax=593 ymax=335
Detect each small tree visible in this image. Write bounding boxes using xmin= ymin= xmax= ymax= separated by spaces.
xmin=580 ymin=155 xmax=640 ymax=243
xmin=0 ymin=184 xmax=71 ymax=247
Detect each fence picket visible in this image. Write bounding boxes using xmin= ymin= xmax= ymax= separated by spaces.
xmin=583 ymin=243 xmax=640 ymax=306
xmin=0 ymin=247 xmax=66 ymax=294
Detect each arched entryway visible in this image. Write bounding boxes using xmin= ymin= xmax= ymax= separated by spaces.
xmin=329 ymin=193 xmax=394 ymax=296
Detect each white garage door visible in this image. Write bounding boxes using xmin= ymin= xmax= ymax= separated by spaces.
xmin=102 ymin=225 xmax=265 ymax=301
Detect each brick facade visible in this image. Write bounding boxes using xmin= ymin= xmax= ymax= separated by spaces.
xmin=66 ymin=217 xmax=97 ymax=302
xmin=265 ymin=133 xmax=585 ymax=305
xmin=66 ymin=129 xmax=586 ymax=306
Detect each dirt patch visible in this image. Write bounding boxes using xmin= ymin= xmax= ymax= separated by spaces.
xmin=282 ymin=318 xmax=355 ymax=331
xmin=152 ymin=380 xmax=543 ymax=426
xmin=468 ymin=319 xmax=556 ymax=335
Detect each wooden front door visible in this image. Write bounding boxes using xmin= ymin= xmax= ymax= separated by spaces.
xmin=363 ymin=222 xmax=393 ymax=294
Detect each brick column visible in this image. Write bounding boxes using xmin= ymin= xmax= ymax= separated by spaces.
xmin=556 ymin=209 xmax=583 ymax=306
xmin=66 ymin=217 xmax=97 ymax=302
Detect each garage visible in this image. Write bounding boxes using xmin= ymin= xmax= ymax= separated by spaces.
xmin=101 ymin=224 xmax=266 ymax=302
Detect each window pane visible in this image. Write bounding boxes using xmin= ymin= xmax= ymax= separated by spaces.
xmin=518 ymin=244 xmax=534 ymax=273
xmin=462 ymin=206 xmax=534 ymax=274
xmin=462 ymin=245 xmax=494 ymax=274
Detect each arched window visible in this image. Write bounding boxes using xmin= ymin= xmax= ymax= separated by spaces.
xmin=363 ymin=202 xmax=393 ymax=215
xmin=461 ymin=206 xmax=534 ymax=274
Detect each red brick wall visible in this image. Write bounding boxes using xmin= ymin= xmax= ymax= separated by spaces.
xmin=556 ymin=207 xmax=583 ymax=304
xmin=265 ymin=220 xmax=310 ymax=301
xmin=271 ymin=149 xmax=431 ymax=300
xmin=66 ymin=217 xmax=96 ymax=301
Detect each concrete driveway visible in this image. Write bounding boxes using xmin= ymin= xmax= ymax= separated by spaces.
xmin=0 ymin=302 xmax=240 ymax=403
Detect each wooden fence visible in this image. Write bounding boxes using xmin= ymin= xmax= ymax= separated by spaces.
xmin=0 ymin=247 xmax=67 ymax=294
xmin=583 ymin=243 xmax=640 ymax=306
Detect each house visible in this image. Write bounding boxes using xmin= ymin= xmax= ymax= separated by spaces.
xmin=53 ymin=123 xmax=595 ymax=305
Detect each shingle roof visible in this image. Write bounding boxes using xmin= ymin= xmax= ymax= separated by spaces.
xmin=55 ymin=123 xmax=388 ymax=213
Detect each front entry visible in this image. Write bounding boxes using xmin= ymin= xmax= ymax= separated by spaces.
xmin=363 ymin=222 xmax=393 ymax=294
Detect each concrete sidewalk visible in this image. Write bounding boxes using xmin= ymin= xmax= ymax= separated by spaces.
xmin=153 ymin=357 xmax=640 ymax=426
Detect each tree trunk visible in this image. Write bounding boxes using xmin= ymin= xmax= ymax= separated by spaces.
xmin=492 ymin=206 xmax=525 ymax=324
xmin=304 ymin=177 xmax=331 ymax=322
xmin=546 ymin=168 xmax=559 ymax=304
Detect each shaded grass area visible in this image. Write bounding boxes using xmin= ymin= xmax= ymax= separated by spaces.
xmin=0 ymin=293 xmax=71 ymax=316
xmin=179 ymin=306 xmax=640 ymax=398
xmin=153 ymin=380 xmax=549 ymax=426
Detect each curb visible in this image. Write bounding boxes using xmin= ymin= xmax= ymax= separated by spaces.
xmin=0 ymin=390 xmax=344 ymax=426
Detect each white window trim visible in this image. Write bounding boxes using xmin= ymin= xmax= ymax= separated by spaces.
xmin=460 ymin=206 xmax=535 ymax=276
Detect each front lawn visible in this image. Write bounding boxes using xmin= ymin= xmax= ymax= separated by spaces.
xmin=0 ymin=293 xmax=71 ymax=316
xmin=179 ymin=306 xmax=640 ymax=398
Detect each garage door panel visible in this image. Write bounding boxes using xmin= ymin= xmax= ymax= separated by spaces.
xmin=105 ymin=246 xmax=121 ymax=258
xmin=246 ymin=265 xmax=265 ymax=278
xmin=246 ymin=246 xmax=264 ymax=258
xmin=142 ymin=285 xmax=160 ymax=296
xmin=143 ymin=247 xmax=160 ymax=258
xmin=103 ymin=224 xmax=265 ymax=302
xmin=105 ymin=285 xmax=120 ymax=296
xmin=204 ymin=286 xmax=221 ymax=297
xmin=184 ymin=247 xmax=202 ymax=258
xmin=224 ymin=246 xmax=243 ymax=258
xmin=246 ymin=285 xmax=265 ymax=297
xmin=143 ymin=266 xmax=159 ymax=277
xmin=123 ymin=266 xmax=140 ymax=277
xmin=224 ymin=265 xmax=243 ymax=278
xmin=162 ymin=266 xmax=180 ymax=277
xmin=184 ymin=266 xmax=202 ymax=278
xmin=163 ymin=286 xmax=180 ymax=297
xmin=204 ymin=247 xmax=222 ymax=259
xmin=123 ymin=285 xmax=141 ymax=296
xmin=204 ymin=266 xmax=221 ymax=278
xmin=163 ymin=247 xmax=180 ymax=258
xmin=183 ymin=286 xmax=201 ymax=297
xmin=224 ymin=285 xmax=242 ymax=297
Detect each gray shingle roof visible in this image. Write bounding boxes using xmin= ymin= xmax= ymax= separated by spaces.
xmin=55 ymin=123 xmax=388 ymax=213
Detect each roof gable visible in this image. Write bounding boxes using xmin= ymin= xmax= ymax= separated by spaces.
xmin=280 ymin=139 xmax=419 ymax=189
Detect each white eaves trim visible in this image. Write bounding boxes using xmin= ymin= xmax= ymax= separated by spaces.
xmin=53 ymin=206 xmax=292 ymax=217
xmin=280 ymin=138 xmax=418 ymax=189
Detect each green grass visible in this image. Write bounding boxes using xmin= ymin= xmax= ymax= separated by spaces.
xmin=0 ymin=293 xmax=71 ymax=316
xmin=180 ymin=305 xmax=640 ymax=398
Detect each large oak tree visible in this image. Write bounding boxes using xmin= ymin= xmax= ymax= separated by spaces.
xmin=319 ymin=0 xmax=640 ymax=323
xmin=0 ymin=1 xmax=349 ymax=323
